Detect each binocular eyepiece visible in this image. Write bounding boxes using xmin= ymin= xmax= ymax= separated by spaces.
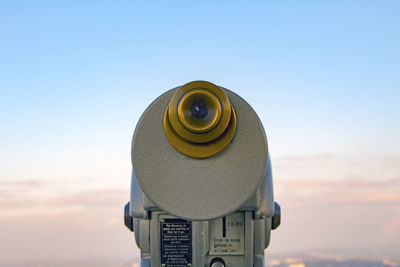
xmin=163 ymin=81 xmax=237 ymax=159
xmin=125 ymin=81 xmax=280 ymax=267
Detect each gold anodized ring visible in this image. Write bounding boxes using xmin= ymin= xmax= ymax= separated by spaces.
xmin=167 ymin=81 xmax=232 ymax=144
xmin=164 ymin=80 xmax=237 ymax=158
xmin=177 ymin=88 xmax=222 ymax=133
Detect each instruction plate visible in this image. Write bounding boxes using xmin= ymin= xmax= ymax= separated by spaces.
xmin=209 ymin=212 xmax=245 ymax=255
xmin=160 ymin=218 xmax=192 ymax=266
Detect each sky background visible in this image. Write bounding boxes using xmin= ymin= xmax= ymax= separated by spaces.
xmin=1 ymin=0 xmax=400 ymax=266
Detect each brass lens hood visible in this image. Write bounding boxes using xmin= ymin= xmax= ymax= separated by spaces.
xmin=164 ymin=81 xmax=237 ymax=158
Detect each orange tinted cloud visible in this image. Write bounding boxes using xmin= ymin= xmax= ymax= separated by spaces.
xmin=0 ymin=185 xmax=135 ymax=265
xmin=383 ymin=210 xmax=400 ymax=235
xmin=284 ymin=177 xmax=400 ymax=189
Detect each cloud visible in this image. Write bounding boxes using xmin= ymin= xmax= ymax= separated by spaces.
xmin=0 ymin=184 xmax=129 ymax=217
xmin=275 ymin=153 xmax=334 ymax=163
xmin=383 ymin=155 xmax=400 ymax=164
xmin=275 ymin=153 xmax=400 ymax=165
xmin=282 ymin=177 xmax=400 ymax=189
xmin=0 ymin=179 xmax=41 ymax=187
xmin=0 ymin=186 xmax=134 ymax=264
xmin=272 ymin=153 xmax=400 ymax=205
xmin=0 ymin=202 xmax=137 ymax=264
xmin=383 ymin=210 xmax=400 ymax=235
xmin=275 ymin=176 xmax=400 ymax=207
xmin=51 ymin=189 xmax=128 ymax=207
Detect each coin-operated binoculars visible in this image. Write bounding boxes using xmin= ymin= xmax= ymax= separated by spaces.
xmin=125 ymin=81 xmax=280 ymax=267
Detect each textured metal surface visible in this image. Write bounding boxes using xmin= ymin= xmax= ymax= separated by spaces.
xmin=131 ymin=87 xmax=268 ymax=220
xmin=136 ymin=211 xmax=262 ymax=267
xmin=129 ymin=159 xmax=276 ymax=267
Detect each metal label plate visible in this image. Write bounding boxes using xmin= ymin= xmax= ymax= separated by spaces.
xmin=209 ymin=212 xmax=245 ymax=255
xmin=160 ymin=218 xmax=192 ymax=266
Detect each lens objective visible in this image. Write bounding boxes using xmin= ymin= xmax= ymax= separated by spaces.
xmin=191 ymin=102 xmax=208 ymax=118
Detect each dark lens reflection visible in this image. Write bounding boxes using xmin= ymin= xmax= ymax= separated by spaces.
xmin=191 ymin=101 xmax=208 ymax=119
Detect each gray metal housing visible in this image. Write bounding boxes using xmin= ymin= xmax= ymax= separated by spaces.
xmin=126 ymin=85 xmax=280 ymax=267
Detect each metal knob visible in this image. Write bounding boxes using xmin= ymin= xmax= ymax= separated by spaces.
xmin=210 ymin=258 xmax=225 ymax=267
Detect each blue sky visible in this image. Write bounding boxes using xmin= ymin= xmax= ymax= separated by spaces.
xmin=2 ymin=1 xmax=399 ymax=159
xmin=0 ymin=1 xmax=400 ymax=264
